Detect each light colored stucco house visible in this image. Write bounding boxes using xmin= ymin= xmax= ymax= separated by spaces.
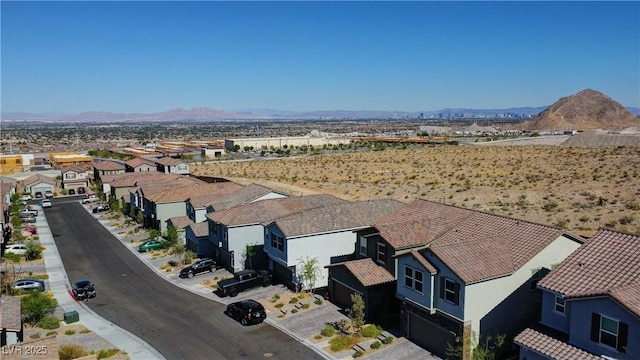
xmin=206 ymin=194 xmax=347 ymax=273
xmin=60 ymin=165 xmax=91 ymax=195
xmin=515 ymin=228 xmax=640 ymax=360
xmin=263 ymin=199 xmax=405 ymax=290
xmin=155 ymin=157 xmax=189 ymax=175
xmin=125 ymin=157 xmax=157 ymax=173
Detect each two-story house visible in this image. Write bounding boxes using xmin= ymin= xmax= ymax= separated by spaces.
xmin=155 ymin=157 xmax=189 ymax=175
xmin=60 ymin=165 xmax=91 ymax=195
xmin=0 ymin=296 xmax=22 ymax=347
xmin=124 ymin=157 xmax=156 ymax=173
xmin=101 ymin=172 xmax=182 ymax=203
xmin=391 ymin=200 xmax=583 ymax=359
xmin=92 ymin=160 xmax=125 ymax=183
xmin=515 ymin=228 xmax=640 ymax=360
xmin=206 ymin=194 xmax=347 ymax=273
xmin=263 ymin=199 xmax=404 ymax=290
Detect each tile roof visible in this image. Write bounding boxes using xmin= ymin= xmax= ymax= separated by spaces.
xmin=207 ymin=194 xmax=347 ymax=226
xmin=0 ymin=296 xmax=21 ymax=330
xmin=411 ymin=250 xmax=438 ymax=275
xmin=167 ymin=216 xmax=194 ymax=229
xmin=538 ymin=228 xmax=640 ymax=317
xmin=125 ymin=157 xmax=156 ymax=168
xmin=188 ymin=222 xmax=209 ymax=237
xmin=271 ymin=199 xmax=405 ymax=238
xmin=105 ymin=172 xmax=184 ymax=188
xmin=514 ymin=328 xmax=600 ymax=360
xmin=208 ymin=184 xmax=289 ymax=210
xmin=327 ymin=258 xmax=395 ymax=287
xmin=398 ymin=200 xmax=580 ymax=284
xmin=23 ymin=173 xmax=57 ymax=186
xmin=93 ymin=160 xmax=125 ymax=171
xmin=146 ymin=182 xmax=243 ymax=203
xmin=156 ymin=157 xmax=186 ymax=166
xmin=61 ymin=165 xmax=91 ymax=174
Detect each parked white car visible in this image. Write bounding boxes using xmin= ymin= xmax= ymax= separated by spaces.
xmin=5 ymin=244 xmax=28 ymax=255
xmin=41 ymin=199 xmax=52 ymax=208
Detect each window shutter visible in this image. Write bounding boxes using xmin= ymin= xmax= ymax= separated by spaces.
xmin=590 ymin=313 xmax=600 ymax=342
xmin=439 ymin=278 xmax=445 ymax=299
xmin=454 ymin=282 xmax=461 ymax=305
xmin=618 ymin=322 xmax=628 ymax=353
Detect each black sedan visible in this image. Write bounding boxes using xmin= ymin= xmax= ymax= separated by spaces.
xmin=92 ymin=204 xmax=110 ymax=213
xmin=225 ymin=300 xmax=267 ymax=326
xmin=72 ymin=279 xmax=96 ymax=301
xmin=179 ymin=258 xmax=220 ymax=278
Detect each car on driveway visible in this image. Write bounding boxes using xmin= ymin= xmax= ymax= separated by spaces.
xmin=225 ymin=300 xmax=267 ymax=326
xmin=20 ymin=194 xmax=32 ymax=201
xmin=138 ymin=239 xmax=169 ymax=252
xmin=45 ymin=190 xmax=53 ymax=198
xmin=11 ymin=278 xmax=45 ymax=292
xmin=81 ymin=195 xmax=99 ymax=204
xmin=92 ymin=204 xmax=110 ymax=213
xmin=20 ymin=214 xmax=37 ymax=223
xmin=5 ymin=244 xmax=28 ymax=255
xmin=179 ymin=258 xmax=220 ymax=278
xmin=72 ymin=279 xmax=96 ymax=300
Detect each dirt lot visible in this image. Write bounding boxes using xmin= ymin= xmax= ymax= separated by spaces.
xmin=192 ymin=144 xmax=640 ymax=237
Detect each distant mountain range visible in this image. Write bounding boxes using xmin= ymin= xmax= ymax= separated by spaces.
xmin=2 ymin=102 xmax=639 ymax=123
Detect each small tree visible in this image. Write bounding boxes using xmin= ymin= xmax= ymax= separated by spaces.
xmin=25 ymin=242 xmax=42 ymax=260
xmin=245 ymin=244 xmax=257 ymax=269
xmin=171 ymin=243 xmax=186 ymax=264
xmin=21 ymin=290 xmax=58 ymax=326
xmin=348 ymin=293 xmax=365 ymax=333
xmin=446 ymin=331 xmax=505 ymax=360
xmin=297 ymin=257 xmax=321 ymax=293
xmin=165 ymin=226 xmax=179 ymax=245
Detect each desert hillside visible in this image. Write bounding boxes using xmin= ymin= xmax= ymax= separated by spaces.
xmin=521 ymin=89 xmax=639 ymax=131
xmin=192 ymin=145 xmax=640 ymax=237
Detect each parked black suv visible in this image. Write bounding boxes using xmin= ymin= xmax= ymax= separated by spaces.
xmin=179 ymin=258 xmax=220 ymax=278
xmin=225 ymin=300 xmax=267 ymax=326
xmin=72 ymin=279 xmax=96 ymax=301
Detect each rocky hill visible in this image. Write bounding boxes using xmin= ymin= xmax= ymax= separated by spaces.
xmin=521 ymin=89 xmax=639 ymax=131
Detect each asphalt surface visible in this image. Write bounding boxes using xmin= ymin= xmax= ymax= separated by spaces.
xmin=45 ymin=199 xmax=321 ymax=360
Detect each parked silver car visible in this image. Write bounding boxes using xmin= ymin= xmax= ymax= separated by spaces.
xmin=11 ymin=278 xmax=45 ymax=292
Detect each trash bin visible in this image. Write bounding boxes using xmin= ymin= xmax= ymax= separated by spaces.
xmin=64 ymin=310 xmax=79 ymax=324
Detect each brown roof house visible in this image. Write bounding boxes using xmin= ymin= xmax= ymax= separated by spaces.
xmin=124 ymin=157 xmax=156 ymax=173
xmin=0 ymin=296 xmax=22 ymax=347
xmin=21 ymin=174 xmax=56 ymax=198
xmin=515 ymin=228 xmax=640 ymax=360
xmin=60 ymin=165 xmax=91 ymax=195
xmin=206 ymin=194 xmax=348 ymax=273
xmin=92 ymin=160 xmax=125 ymax=183
xmin=155 ymin=157 xmax=189 ymax=175
xmin=388 ymin=199 xmax=584 ymax=359
xmin=263 ymin=199 xmax=404 ymax=290
xmin=166 ymin=215 xmax=194 ymax=246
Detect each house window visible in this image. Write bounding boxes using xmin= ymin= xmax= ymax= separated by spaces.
xmin=65 ymin=173 xmax=77 ymax=179
xmin=359 ymin=236 xmax=367 ymax=256
xmin=271 ymin=233 xmax=284 ymax=252
xmin=440 ymin=277 xmax=460 ymax=305
xmin=591 ymin=313 xmax=628 ymax=353
xmin=554 ymin=296 xmax=565 ymax=314
xmin=404 ymin=266 xmax=423 ymax=293
xmin=376 ymin=243 xmax=387 ymax=264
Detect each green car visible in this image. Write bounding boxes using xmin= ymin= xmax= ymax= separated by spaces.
xmin=138 ymin=239 xmax=168 ymax=252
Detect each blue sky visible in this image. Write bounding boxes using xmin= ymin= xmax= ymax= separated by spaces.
xmin=2 ymin=1 xmax=638 ymax=113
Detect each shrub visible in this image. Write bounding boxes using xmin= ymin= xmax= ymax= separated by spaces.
xmin=353 ymin=350 xmax=364 ymax=358
xmin=21 ymin=290 xmax=58 ymax=326
xmin=38 ymin=316 xmax=60 ymax=330
xmin=45 ymin=331 xmax=57 ymax=336
xmin=382 ymin=336 xmax=394 ymax=345
xmin=97 ymin=348 xmax=120 ymax=359
xmin=59 ymin=344 xmax=88 ymax=360
xmin=302 ymin=303 xmax=310 ymax=309
xmin=329 ymin=335 xmax=359 ymax=352
xmin=360 ymin=324 xmax=383 ymax=338
xmin=65 ymin=330 xmax=76 ymax=335
xmin=291 ymin=308 xmax=298 ymax=314
xmin=321 ymin=324 xmax=336 ymax=337
xmin=314 ymin=298 xmax=323 ymax=306
xmin=30 ymin=333 xmax=41 ymax=339
xmin=619 ymin=216 xmax=635 ymax=225
xmin=271 ymin=294 xmax=280 ymax=302
xmin=289 ymin=297 xmax=299 ymax=304
xmin=274 ymin=303 xmax=284 ymax=308
xmin=370 ymin=341 xmax=381 ymax=349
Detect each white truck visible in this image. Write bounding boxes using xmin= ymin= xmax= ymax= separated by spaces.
xmin=81 ymin=195 xmax=99 ymax=204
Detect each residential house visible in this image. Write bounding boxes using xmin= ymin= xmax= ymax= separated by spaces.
xmin=263 ymin=199 xmax=404 ymax=290
xmin=102 ymin=172 xmax=183 ymax=203
xmin=92 ymin=160 xmax=125 ymax=183
xmin=185 ymin=222 xmax=210 ymax=258
xmin=124 ymin=157 xmax=156 ymax=173
xmin=155 ymin=157 xmax=189 ymax=175
xmin=0 ymin=297 xmax=22 ymax=347
xmin=166 ymin=216 xmax=194 ymax=246
xmin=143 ymin=182 xmax=243 ymax=232
xmin=391 ymin=200 xmax=583 ymax=359
xmin=21 ymin=173 xmax=56 ymax=197
xmin=327 ymin=199 xmax=464 ymax=323
xmin=207 ymin=194 xmax=347 ymax=273
xmin=515 ymin=229 xmax=640 ymax=360
xmin=60 ymin=165 xmax=91 ymax=195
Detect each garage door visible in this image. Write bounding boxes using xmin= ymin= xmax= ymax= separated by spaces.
xmin=333 ymin=281 xmax=360 ymax=310
xmin=408 ymin=312 xmax=457 ymax=359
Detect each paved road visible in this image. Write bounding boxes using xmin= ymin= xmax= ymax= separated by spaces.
xmin=46 ymin=200 xmax=321 ymax=360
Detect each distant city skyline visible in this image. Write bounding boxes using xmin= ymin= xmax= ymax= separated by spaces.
xmin=1 ymin=1 xmax=638 ymax=114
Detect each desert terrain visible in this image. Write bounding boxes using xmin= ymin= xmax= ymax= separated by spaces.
xmin=192 ymin=144 xmax=640 ymax=237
